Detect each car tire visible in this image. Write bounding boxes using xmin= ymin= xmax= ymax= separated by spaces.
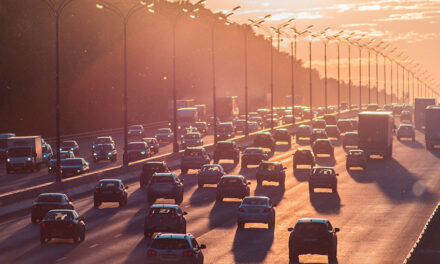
xmin=309 ymin=185 xmax=314 ymax=193
xmin=241 ymin=163 xmax=247 ymax=169
xmin=80 ymin=231 xmax=85 ymax=242
xmin=94 ymin=200 xmax=101 ymax=208
xmin=40 ymin=234 xmax=47 ymax=244
xmin=216 ymin=194 xmax=222 ymax=202
xmin=237 ymin=222 xmax=244 ymax=229
xmin=198 ymin=182 xmax=203 ymax=188
xmin=181 ymin=168 xmax=188 ymax=174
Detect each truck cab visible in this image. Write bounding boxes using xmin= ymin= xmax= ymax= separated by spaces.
xmin=6 ymin=136 xmax=43 ymax=173
xmin=358 ymin=111 xmax=393 ymax=159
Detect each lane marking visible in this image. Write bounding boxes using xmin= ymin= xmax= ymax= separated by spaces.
xmin=89 ymin=243 xmax=99 ymax=248
xmin=56 ymin=257 xmax=67 ymax=262
xmin=114 ymin=234 xmax=122 ymax=238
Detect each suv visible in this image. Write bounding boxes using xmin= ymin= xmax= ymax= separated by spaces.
xmin=254 ymin=132 xmax=276 ymax=152
xmin=309 ymin=166 xmax=338 ymax=193
xmin=60 ymin=158 xmax=90 ymax=178
xmin=155 ymin=128 xmax=173 ymax=143
xmin=144 ymin=204 xmax=187 ymax=237
xmin=143 ymin=138 xmax=160 ymax=154
xmin=181 ymin=133 xmax=203 ymax=149
xmin=61 ymin=140 xmax=80 ymax=156
xmin=342 ymin=132 xmax=359 ymax=148
xmin=180 ymin=147 xmax=211 ymax=174
xmin=92 ymin=143 xmax=117 ymax=163
xmin=197 ymin=164 xmax=225 ymax=187
xmin=146 ymin=233 xmax=206 ymax=264
xmin=273 ymin=128 xmax=291 ymax=145
xmin=288 ymin=218 xmax=339 ymax=263
xmin=310 ymin=129 xmax=328 ymax=145
xmin=397 ymin=124 xmax=415 ymax=141
xmin=40 ymin=209 xmax=85 ymax=244
xmin=400 ymin=110 xmax=412 ymax=123
xmin=237 ymin=196 xmax=276 ymax=229
xmin=194 ymin=122 xmax=208 ymax=136
xmin=256 ymin=161 xmax=286 ymax=186
xmin=296 ymin=125 xmax=312 ymax=141
xmin=293 ymin=148 xmax=315 ymax=169
xmin=216 ymin=122 xmax=235 ymax=141
xmin=93 ymin=179 xmax=128 ymax=207
xmin=140 ymin=161 xmax=170 ymax=188
xmin=241 ymin=147 xmax=268 ymax=169
xmin=336 ymin=119 xmax=353 ymax=133
xmin=346 ymin=149 xmax=367 ymax=170
xmin=325 ymin=125 xmax=341 ymax=140
xmin=147 ymin=173 xmax=184 ymax=204
xmin=213 ymin=141 xmax=240 ymax=164
xmin=312 ymin=119 xmax=327 ymax=129
xmin=312 ymin=139 xmax=334 ymax=158
xmin=127 ymin=142 xmax=150 ymax=161
xmin=31 ymin=193 xmax=74 ymax=223
xmin=234 ymin=119 xmax=246 ymax=133
xmin=216 ymin=175 xmax=250 ymax=202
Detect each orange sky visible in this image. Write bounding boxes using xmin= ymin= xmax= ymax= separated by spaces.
xmin=204 ymin=0 xmax=440 ymax=92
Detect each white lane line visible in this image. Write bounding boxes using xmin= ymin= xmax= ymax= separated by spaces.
xmin=89 ymin=243 xmax=99 ymax=248
xmin=280 ymin=157 xmax=293 ymax=163
xmin=56 ymin=257 xmax=67 ymax=262
xmin=114 ymin=233 xmax=122 ymax=238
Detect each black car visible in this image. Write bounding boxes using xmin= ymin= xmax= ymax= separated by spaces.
xmin=312 ymin=139 xmax=334 ymax=158
xmin=93 ymin=136 xmax=115 ymax=147
xmin=213 ymin=141 xmax=240 ymax=164
xmin=312 ymin=119 xmax=327 ymax=129
xmin=216 ymin=175 xmax=250 ymax=202
xmin=147 ymin=173 xmax=184 ymax=204
xmin=94 ymin=179 xmax=128 ymax=207
xmin=194 ymin=121 xmax=208 ymax=136
xmin=48 ymin=150 xmax=75 ymax=173
xmin=234 ymin=119 xmax=247 ymax=133
xmin=296 ymin=125 xmax=312 ymax=141
xmin=31 ymin=193 xmax=74 ymax=223
xmin=309 ymin=166 xmax=338 ymax=193
xmin=256 ymin=161 xmax=286 ymax=186
xmin=60 ymin=158 xmax=90 ymax=178
xmin=254 ymin=132 xmax=276 ymax=152
xmin=127 ymin=142 xmax=150 ymax=162
xmin=343 ymin=132 xmax=359 ymax=148
xmin=336 ymin=119 xmax=353 ymax=133
xmin=143 ymin=137 xmax=160 ymax=154
xmin=288 ymin=218 xmax=339 ymax=263
xmin=60 ymin=140 xmax=80 ymax=156
xmin=216 ymin=122 xmax=235 ymax=141
xmin=144 ymin=204 xmax=187 ymax=237
xmin=310 ymin=129 xmax=328 ymax=145
xmin=180 ymin=147 xmax=212 ymax=174
xmin=273 ymin=128 xmax=291 ymax=145
xmin=140 ymin=161 xmax=170 ymax=188
xmin=40 ymin=209 xmax=86 ymax=244
xmin=92 ymin=143 xmax=117 ymax=163
xmin=346 ymin=149 xmax=367 ymax=170
xmin=241 ymin=147 xmax=268 ymax=169
xmin=293 ymin=148 xmax=315 ymax=169
xmin=323 ymin=114 xmax=337 ymax=125
xmin=325 ymin=125 xmax=341 ymax=140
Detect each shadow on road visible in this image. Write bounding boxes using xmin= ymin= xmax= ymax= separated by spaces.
xmin=293 ymin=168 xmax=311 ymax=182
xmin=122 ymin=238 xmax=149 ymax=264
xmin=254 ymin=184 xmax=285 ymax=205
xmin=309 ymin=191 xmax=341 ymax=214
xmin=276 ymin=143 xmax=291 ymax=152
xmin=220 ymin=162 xmax=238 ymax=173
xmin=208 ymin=201 xmax=240 ymax=229
xmin=189 ymin=186 xmax=216 ymax=207
xmin=232 ymin=227 xmax=274 ymax=263
xmin=347 ymin=168 xmax=374 ymax=183
xmin=315 ymin=156 xmax=336 ymax=167
xmin=398 ymin=139 xmax=424 ymax=149
xmin=296 ymin=139 xmax=310 ymax=146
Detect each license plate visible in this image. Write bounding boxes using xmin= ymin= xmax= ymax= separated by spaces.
xmin=248 ymin=209 xmax=260 ymax=213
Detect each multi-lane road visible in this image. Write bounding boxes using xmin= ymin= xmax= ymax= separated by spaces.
xmin=1 ymin=126 xmax=439 ymax=263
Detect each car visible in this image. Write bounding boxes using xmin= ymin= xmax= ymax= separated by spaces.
xmin=397 ymin=123 xmax=415 ymax=141
xmin=155 ymin=128 xmax=174 ymax=143
xmin=60 ymin=140 xmax=80 ymax=156
xmin=241 ymin=147 xmax=268 ymax=169
xmin=146 ymin=233 xmax=206 ymax=264
xmin=144 ymin=204 xmax=187 ymax=237
xmin=264 ymin=117 xmax=280 ymax=128
xmin=309 ymin=166 xmax=338 ymax=193
xmin=181 ymin=132 xmax=203 ymax=149
xmin=194 ymin=122 xmax=208 ymax=136
xmin=349 ymin=119 xmax=358 ymax=131
xmin=197 ymin=164 xmax=225 ymax=188
xmin=208 ymin=116 xmax=220 ymax=129
xmin=249 ymin=116 xmax=263 ymax=127
xmin=312 ymin=139 xmax=334 ymax=158
xmin=0 ymin=133 xmax=15 ymax=161
xmin=346 ymin=149 xmax=367 ymax=170
xmin=92 ymin=143 xmax=117 ymax=163
xmin=293 ymin=148 xmax=315 ymax=169
xmin=147 ymin=173 xmax=184 ymax=204
xmin=234 ymin=119 xmax=247 ymax=133
xmin=282 ymin=114 xmax=295 ymax=125
xmin=48 ymin=150 xmax=75 ymax=173
xmin=323 ymin=114 xmax=337 ymax=125
xmin=336 ymin=119 xmax=353 ymax=133
xmin=248 ymin=121 xmax=260 ymax=132
xmin=400 ymin=110 xmax=412 ymax=123
xmin=295 ymin=125 xmax=312 ymax=141
xmin=128 ymin=124 xmax=145 ymax=138
xmin=93 ymin=136 xmax=115 ymax=147
xmin=213 ymin=141 xmax=240 ymax=164
xmin=237 ymin=196 xmax=276 ymax=229
xmin=216 ymin=175 xmax=250 ymax=202
xmin=325 ymin=125 xmax=341 ymax=140
xmin=288 ymin=218 xmax=339 ymax=263
xmin=140 ymin=161 xmax=170 ymax=188
xmin=60 ymin=158 xmax=90 ymax=178
xmin=256 ymin=161 xmax=286 ymax=186
xmin=273 ymin=128 xmax=291 ymax=145
xmin=216 ymin=122 xmax=235 ymax=141
xmin=180 ymin=126 xmax=199 ymax=140
xmin=312 ymin=119 xmax=327 ymax=129
xmin=142 ymin=137 xmax=160 ymax=154
xmin=31 ymin=193 xmax=74 ymax=223
xmin=40 ymin=209 xmax=86 ymax=244
xmin=254 ymin=132 xmax=276 ymax=152
xmin=342 ymin=132 xmax=359 ymax=148
xmin=310 ymin=129 xmax=328 ymax=145
xmin=127 ymin=142 xmax=150 ymax=161
xmin=42 ymin=144 xmax=53 ymax=166
xmin=93 ymin=179 xmax=128 ymax=207
xmin=180 ymin=147 xmax=211 ymax=174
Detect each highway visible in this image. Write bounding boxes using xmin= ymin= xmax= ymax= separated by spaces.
xmin=0 ymin=125 xmax=214 ymax=195
xmin=0 ymin=127 xmax=438 ymax=264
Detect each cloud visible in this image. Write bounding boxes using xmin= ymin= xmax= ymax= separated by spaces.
xmin=376 ymin=11 xmax=440 ymax=21
xmin=358 ymin=5 xmax=383 ymax=11
xmin=341 ymin=23 xmax=378 ymax=28
xmin=382 ymin=32 xmax=440 ymax=43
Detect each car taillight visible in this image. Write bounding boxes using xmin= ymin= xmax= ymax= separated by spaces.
xmin=238 ymin=208 xmax=244 ymax=212
xmin=57 ymin=205 xmax=62 ymax=209
xmin=114 ymin=190 xmax=121 ymax=194
xmin=68 ymin=223 xmax=73 ymax=228
xmin=147 ymin=249 xmax=157 ymax=256
xmin=146 ymin=214 xmax=153 ymax=218
xmin=148 ymin=181 xmax=153 ymax=185
xmin=263 ymin=208 xmax=270 ymax=212
xmin=41 ymin=223 xmax=46 ymax=227
xmin=169 ymin=214 xmax=178 ymax=218
xmin=95 ymin=190 xmax=100 ymax=194
xmin=33 ymin=205 xmax=37 ymax=209
xmin=170 ymin=181 xmax=176 ymax=185
xmin=183 ymin=250 xmax=194 ymax=256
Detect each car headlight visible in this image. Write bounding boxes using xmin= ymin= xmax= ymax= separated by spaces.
xmin=93 ymin=153 xmax=97 ymax=156
xmin=27 ymin=157 xmax=32 ymax=161
xmin=43 ymin=154 xmax=47 ymax=158
xmin=77 ymin=169 xmax=81 ymax=173
xmin=7 ymin=158 xmax=11 ymax=162
xmin=228 ymin=134 xmax=231 ymax=137
xmin=108 ymin=152 xmax=112 ymax=156
xmin=141 ymin=151 xmax=146 ymax=155
xmin=168 ymin=135 xmax=171 ymax=137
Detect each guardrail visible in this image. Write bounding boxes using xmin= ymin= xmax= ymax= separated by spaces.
xmin=0 ymin=110 xmax=356 ymax=219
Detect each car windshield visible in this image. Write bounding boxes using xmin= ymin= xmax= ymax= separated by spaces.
xmin=95 ymin=138 xmax=111 ymax=143
xmin=98 ymin=181 xmax=119 ymax=189
xmin=312 ymin=168 xmax=335 ymax=175
xmin=95 ymin=144 xmax=113 ymax=151
xmin=151 ymin=238 xmax=190 ymax=250
xmin=201 ymin=165 xmax=221 ymax=172
xmin=184 ymin=150 xmax=202 ymax=156
xmin=157 ymin=128 xmax=171 ymax=133
xmin=217 ymin=143 xmax=233 ymax=149
xmin=129 ymin=125 xmax=142 ymax=130
xmin=150 ymin=208 xmax=176 ymax=214
xmin=61 ymin=159 xmax=82 ymax=166
xmin=37 ymin=195 xmax=63 ymax=203
xmin=184 ymin=134 xmax=200 ymax=139
xmin=259 ymin=163 xmax=278 ymax=171
xmin=143 ymin=164 xmax=164 ymax=171
xmin=43 ymin=211 xmax=73 ymax=221
xmin=128 ymin=143 xmax=145 ymax=150
xmin=62 ymin=141 xmax=76 ymax=147
xmin=400 ymin=126 xmax=412 ymax=130
xmin=221 ymin=178 xmax=241 ymax=184
xmin=244 ymin=149 xmax=263 ymax=155
xmin=152 ymin=176 xmax=174 ymax=183
xmin=8 ymin=147 xmax=31 ymax=157
xmin=295 ymin=223 xmax=328 ymax=235
xmin=350 ymin=151 xmax=363 ymax=156
xmin=218 ymin=126 xmax=232 ymax=132
xmin=243 ymin=198 xmax=266 ymax=205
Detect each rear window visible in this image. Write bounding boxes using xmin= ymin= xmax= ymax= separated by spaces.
xmin=184 ymin=149 xmax=202 ymax=156
xmin=244 ymin=149 xmax=263 ymax=155
xmin=221 ymin=178 xmax=241 ymax=184
xmin=243 ymin=198 xmax=266 ymax=205
xmin=201 ymin=165 xmax=221 ymax=172
xmin=143 ymin=164 xmax=165 ymax=171
xmin=98 ymin=181 xmax=119 ymax=189
xmin=312 ymin=168 xmax=335 ymax=175
xmin=43 ymin=211 xmax=74 ymax=221
xmin=259 ymin=163 xmax=278 ymax=171
xmin=150 ymin=208 xmax=176 ymax=214
xmin=128 ymin=143 xmax=145 ymax=150
xmin=61 ymin=159 xmax=82 ymax=166
xmin=295 ymin=223 xmax=328 ymax=235
xmin=152 ymin=176 xmax=174 ymax=183
xmin=37 ymin=195 xmax=63 ymax=203
xmin=151 ymin=238 xmax=190 ymax=250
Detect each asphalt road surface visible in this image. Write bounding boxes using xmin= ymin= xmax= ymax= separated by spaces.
xmin=0 ymin=129 xmax=438 ymax=264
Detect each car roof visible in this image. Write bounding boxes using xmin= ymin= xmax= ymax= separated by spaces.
xmin=298 ymin=125 xmax=311 ymax=128
xmin=243 ymin=196 xmax=269 ymax=200
xmin=98 ymin=179 xmax=122 ymax=183
xmin=38 ymin=193 xmax=65 ymax=197
xmin=155 ymin=233 xmax=193 ymax=239
xmin=150 ymin=204 xmax=179 ymax=209
xmin=325 ymin=125 xmax=337 ymax=128
xmin=221 ymin=175 xmax=245 ymax=179
xmin=144 ymin=137 xmax=157 ymax=140
xmin=275 ymin=128 xmax=288 ymax=131
xmin=245 ymin=147 xmax=263 ymax=150
xmin=348 ymin=149 xmax=364 ymax=153
xmin=47 ymin=209 xmax=75 ymax=213
xmin=184 ymin=132 xmax=201 ymax=136
xmin=297 ymin=217 xmax=329 ymax=224
xmin=296 ymin=148 xmax=311 ymax=152
xmin=63 ymin=140 xmax=77 ymax=143
xmin=185 ymin=147 xmax=204 ymax=150
xmin=315 ymin=138 xmax=331 ymax=142
xmin=260 ymin=161 xmax=281 ymax=165
xmin=65 ymin=158 xmax=84 ymax=161
xmin=152 ymin=172 xmax=176 ymax=177
xmin=345 ymin=132 xmax=358 ymax=135
xmin=399 ymin=123 xmax=413 ymax=127
xmin=144 ymin=161 xmax=165 ymax=165
xmin=128 ymin=141 xmax=145 ymax=145
xmin=96 ymin=136 xmax=111 ymax=139
xmin=312 ymin=166 xmax=334 ymax=170
xmin=217 ymin=141 xmax=233 ymax=144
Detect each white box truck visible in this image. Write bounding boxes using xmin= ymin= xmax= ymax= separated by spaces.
xmin=6 ymin=136 xmax=43 ymax=173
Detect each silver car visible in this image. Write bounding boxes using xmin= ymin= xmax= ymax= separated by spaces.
xmin=237 ymin=196 xmax=276 ymax=229
xmin=197 ymin=164 xmax=225 ymax=188
xmin=146 ymin=233 xmax=206 ymax=264
xmin=397 ymin=123 xmax=415 ymax=141
xmin=181 ymin=132 xmax=203 ymax=149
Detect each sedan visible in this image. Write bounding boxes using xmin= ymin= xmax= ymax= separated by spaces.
xmin=237 ymin=196 xmax=276 ymax=229
xmin=197 ymin=164 xmax=225 ymax=188
xmin=40 ymin=209 xmax=85 ymax=244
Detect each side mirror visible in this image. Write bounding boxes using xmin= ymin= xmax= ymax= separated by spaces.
xmin=180 ymin=179 xmax=185 ymax=182
xmin=283 ymin=167 xmax=287 ymax=170
xmin=79 ymin=216 xmax=86 ymax=221
xmin=336 ymin=173 xmax=339 ymax=176
xmin=183 ymin=212 xmax=188 ymax=215
xmin=273 ymin=203 xmax=277 ymax=207
xmin=287 ymin=227 xmax=293 ymax=232
xmin=334 ymin=227 xmax=340 ymax=232
xmin=125 ymin=186 xmax=129 ymax=189
xmin=247 ymin=181 xmax=251 ymax=185
xmin=199 ymin=244 xmax=206 ymax=249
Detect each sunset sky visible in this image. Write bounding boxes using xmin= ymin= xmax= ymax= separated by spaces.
xmin=205 ymin=0 xmax=440 ymax=91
